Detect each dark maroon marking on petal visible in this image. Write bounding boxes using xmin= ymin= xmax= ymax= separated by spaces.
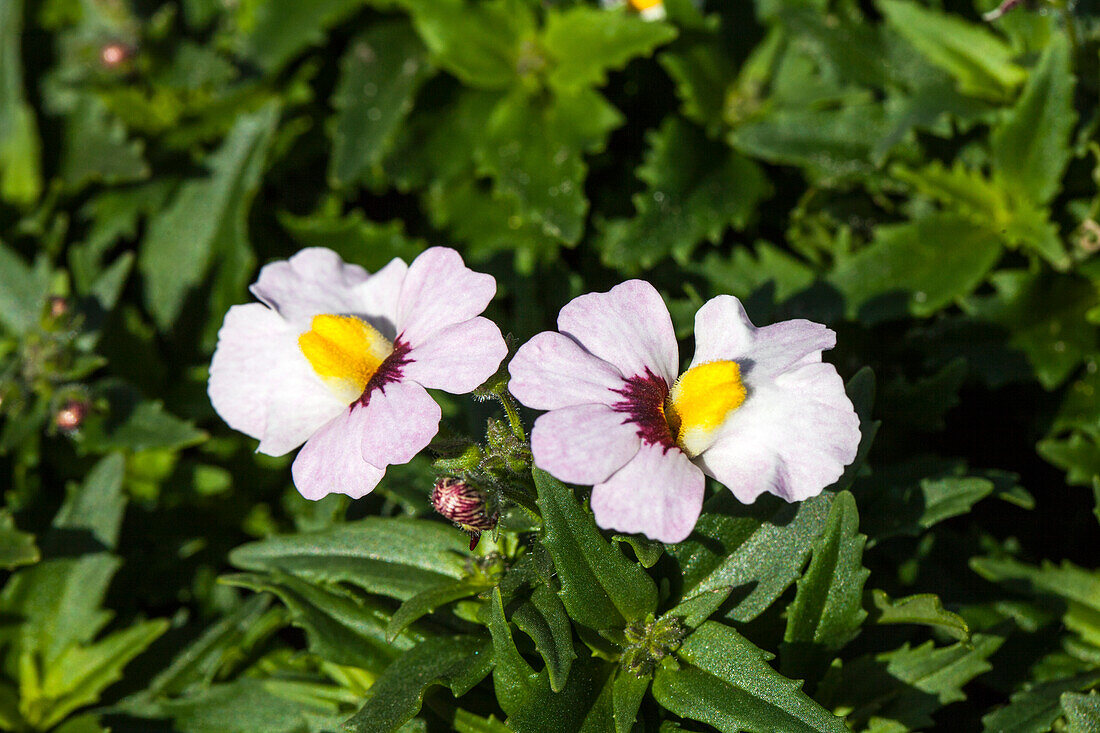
xmin=611 ymin=367 xmax=676 ymax=451
xmin=354 ymin=338 xmax=413 ymax=408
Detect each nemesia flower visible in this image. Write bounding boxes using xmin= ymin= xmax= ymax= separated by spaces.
xmin=208 ymin=247 xmax=507 ymax=501
xmin=508 ymin=280 xmax=860 ymax=543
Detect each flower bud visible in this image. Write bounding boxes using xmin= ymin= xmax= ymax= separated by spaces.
xmin=100 ymin=42 xmax=130 ymax=68
xmin=48 ymin=296 xmax=69 ymax=319
xmin=431 ymin=477 xmax=497 ymax=548
xmin=54 ymin=400 xmax=87 ymax=432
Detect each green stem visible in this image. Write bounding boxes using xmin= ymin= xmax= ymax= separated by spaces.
xmin=492 ymin=384 xmax=527 ymax=443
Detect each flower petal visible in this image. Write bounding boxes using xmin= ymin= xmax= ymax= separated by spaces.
xmin=209 ymin=304 xmax=346 ymax=456
xmin=250 ymin=248 xmax=370 ymax=327
xmin=351 ymin=257 xmax=408 ymax=341
xmin=590 ymin=442 xmax=705 ymax=544
xmin=292 ymin=408 xmax=386 ymax=500
xmin=508 ymin=331 xmax=626 ymax=410
xmin=401 ymin=317 xmax=507 ymax=393
xmin=556 ymin=280 xmax=679 ymax=384
xmin=690 ymin=295 xmax=836 ymax=378
xmin=531 ymin=404 xmax=641 ymax=485
xmin=360 ymin=380 xmax=442 ymax=467
xmin=697 ymin=362 xmax=860 ymax=504
xmin=396 ymin=247 xmax=496 ymax=346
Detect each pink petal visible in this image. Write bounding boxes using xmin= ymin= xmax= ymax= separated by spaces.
xmin=590 ymin=442 xmax=705 ymax=544
xmin=508 ymin=331 xmax=626 ymax=410
xmin=208 ymin=304 xmax=346 ymax=456
xmin=697 ymin=362 xmax=860 ymax=504
xmin=351 ymin=258 xmax=408 ymax=341
xmin=250 ymin=248 xmax=370 ymax=327
xmin=401 ymin=317 xmax=508 ymax=393
xmin=396 ymin=248 xmax=496 ymax=346
xmin=359 ymin=380 xmax=442 ymax=467
xmin=531 ymin=404 xmax=641 ymax=485
xmin=556 ymin=280 xmax=679 ymax=384
xmin=291 ymin=407 xmax=386 ymax=500
xmin=690 ymin=295 xmax=835 ymax=378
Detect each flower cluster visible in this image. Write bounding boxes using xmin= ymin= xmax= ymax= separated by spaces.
xmin=210 ymin=249 xmax=860 ymax=543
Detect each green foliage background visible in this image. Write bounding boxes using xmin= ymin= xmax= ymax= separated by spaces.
xmin=1 ymin=0 xmax=1100 ymax=730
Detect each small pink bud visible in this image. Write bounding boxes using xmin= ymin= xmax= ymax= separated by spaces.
xmin=55 ymin=400 xmax=87 ymax=432
xmin=431 ymin=477 xmax=497 ymax=548
xmin=100 ymin=43 xmax=130 ymax=68
xmin=48 ymin=297 xmax=69 ymax=319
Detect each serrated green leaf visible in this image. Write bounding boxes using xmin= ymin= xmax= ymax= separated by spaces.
xmin=963 ymin=270 xmax=1098 ymax=389
xmin=279 ymin=207 xmax=424 ymax=272
xmin=60 ymin=97 xmax=149 ymax=192
xmin=542 ymin=6 xmax=676 ymax=91
xmin=0 ymin=240 xmax=50 ymax=335
xmin=485 ymin=586 xmax=538 ymax=716
xmin=223 ymin=572 xmax=419 ymax=671
xmin=505 ymin=655 xmax=614 ymax=733
xmin=667 ymin=492 xmax=832 ymax=625
xmin=477 ymin=88 xmax=622 ymax=244
xmin=652 ymin=622 xmax=848 ymax=733
xmin=233 ymin=0 xmax=366 ymax=73
xmin=981 ymin=672 xmax=1100 ymax=733
xmin=402 ymin=0 xmax=535 ymax=89
xmin=533 ymin=468 xmax=657 ymax=631
xmin=990 ymin=32 xmax=1075 ymax=206
xmin=79 ymin=386 xmax=206 ymax=453
xmin=597 ymin=117 xmax=769 ymax=272
xmin=660 ymin=40 xmax=736 ymax=136
xmin=830 ymin=213 xmax=1003 ymax=323
xmin=0 ymin=513 xmax=38 ymax=570
xmin=1063 ymin=690 xmax=1100 ymax=733
xmin=782 ymin=492 xmax=869 ymax=681
xmin=0 ymin=0 xmax=42 ymax=205
xmin=868 ymin=590 xmax=970 ymax=642
xmin=343 ymin=635 xmax=492 ymax=733
xmin=878 ymin=0 xmax=1025 ymax=100
xmin=512 ymin=584 xmax=576 ymax=693
xmin=1038 ymin=433 xmax=1100 ymax=486
xmin=694 ymin=243 xmax=815 ymax=303
xmin=229 ymin=517 xmax=469 ymax=601
xmin=329 ymin=22 xmax=433 ymax=188
xmin=139 ymin=101 xmax=280 ymax=331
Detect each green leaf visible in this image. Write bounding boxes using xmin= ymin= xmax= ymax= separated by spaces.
xmin=542 ymin=6 xmax=677 ymax=91
xmin=60 ymin=97 xmax=149 ymax=193
xmin=0 ymin=513 xmax=38 ymax=570
xmin=963 ymin=270 xmax=1098 ymax=389
xmin=477 ymin=88 xmax=622 ymax=244
xmin=278 ymin=207 xmax=424 ymax=272
xmin=79 ymin=389 xmax=207 ymax=453
xmin=139 ymin=101 xmax=280 ymax=331
xmin=867 ymin=590 xmax=970 ymax=643
xmin=233 ymin=0 xmax=366 ymax=73
xmin=830 ymin=213 xmax=1003 ymax=323
xmin=343 ymin=635 xmax=492 ymax=733
xmin=387 ymin=578 xmax=491 ymax=642
xmin=981 ymin=672 xmax=1100 ymax=733
xmin=659 ymin=40 xmax=735 ymax=136
xmin=229 ymin=517 xmax=470 ymax=601
xmin=782 ymin=492 xmax=869 ymax=681
xmin=694 ymin=243 xmax=815 ymax=303
xmin=0 ymin=240 xmax=50 ymax=335
xmin=878 ymin=0 xmax=1025 ymax=100
xmin=597 ymin=117 xmax=769 ymax=272
xmin=503 ymin=654 xmax=615 ymax=733
xmin=667 ymin=492 xmax=832 ymax=625
xmin=1063 ymin=690 xmax=1100 ymax=733
xmin=403 ymin=0 xmax=535 ymax=89
xmin=329 ymin=21 xmax=433 ymax=188
xmin=223 ymin=571 xmax=419 ymax=670
xmin=511 ymin=584 xmax=577 ymax=693
xmin=1038 ymin=433 xmax=1100 ymax=486
xmin=0 ymin=0 xmax=42 ymax=205
xmin=652 ymin=622 xmax=848 ymax=733
xmin=533 ymin=468 xmax=658 ymax=631
xmin=485 ymin=586 xmax=538 ymax=716
xmin=612 ymin=669 xmax=650 ymax=733
xmin=990 ymin=33 xmax=1075 ymax=206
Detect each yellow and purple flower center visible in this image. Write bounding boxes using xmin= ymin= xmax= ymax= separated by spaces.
xmin=298 ymin=314 xmax=412 ymax=406
xmin=612 ymin=361 xmax=747 ymax=458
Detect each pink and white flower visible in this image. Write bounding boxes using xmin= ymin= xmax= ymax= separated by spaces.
xmin=208 ymin=247 xmax=507 ymax=501
xmin=508 ymin=280 xmax=860 ymax=543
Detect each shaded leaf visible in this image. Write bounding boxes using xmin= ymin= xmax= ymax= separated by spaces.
xmin=868 ymin=590 xmax=970 ymax=642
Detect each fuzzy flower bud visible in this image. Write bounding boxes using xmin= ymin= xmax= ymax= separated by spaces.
xmin=54 ymin=400 xmax=87 ymax=432
xmin=431 ymin=477 xmax=497 ymax=549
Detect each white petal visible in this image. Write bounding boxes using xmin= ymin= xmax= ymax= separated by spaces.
xmin=401 ymin=317 xmax=508 ymax=393
xmin=350 ymin=258 xmax=408 ymax=341
xmin=359 ymin=380 xmax=442 ymax=467
xmin=590 ymin=442 xmax=705 ymax=544
xmin=208 ymin=304 xmax=346 ymax=456
xmin=291 ymin=408 xmax=386 ymax=500
xmin=557 ymin=280 xmax=679 ymax=384
xmin=690 ymin=295 xmax=835 ymax=378
xmin=530 ymin=404 xmax=641 ymax=485
xmin=250 ymin=248 xmax=371 ymax=327
xmin=697 ymin=362 xmax=860 ymax=504
xmin=508 ymin=331 xmax=626 ymax=410
xmin=396 ymin=247 xmax=496 ymax=346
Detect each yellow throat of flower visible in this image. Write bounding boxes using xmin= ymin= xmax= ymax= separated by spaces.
xmin=298 ymin=314 xmax=393 ymax=402
xmin=665 ymin=360 xmax=746 ymax=458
